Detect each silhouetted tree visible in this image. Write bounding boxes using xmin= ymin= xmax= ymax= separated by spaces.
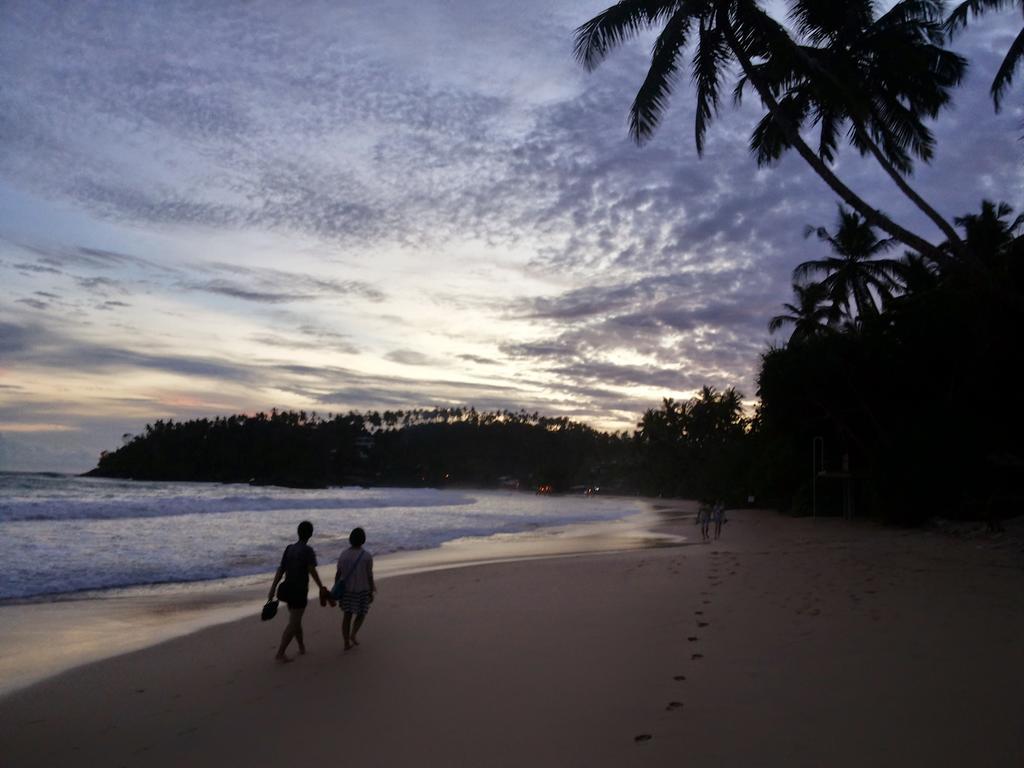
xmin=769 ymin=281 xmax=835 ymax=341
xmin=947 ymin=0 xmax=1024 ymax=110
xmin=794 ymin=205 xmax=904 ymax=320
xmin=573 ymin=0 xmax=956 ymax=256
xmin=749 ymin=0 xmax=966 ymax=249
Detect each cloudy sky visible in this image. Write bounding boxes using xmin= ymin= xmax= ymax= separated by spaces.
xmin=1 ymin=0 xmax=1021 ymax=471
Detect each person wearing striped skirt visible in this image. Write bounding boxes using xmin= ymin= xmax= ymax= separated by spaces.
xmin=334 ymin=527 xmax=375 ymax=651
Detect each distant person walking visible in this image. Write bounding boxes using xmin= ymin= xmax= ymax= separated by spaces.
xmin=268 ymin=520 xmax=330 ymax=663
xmin=713 ymin=501 xmax=726 ymax=540
xmin=698 ymin=501 xmax=712 ymax=542
xmin=334 ymin=527 xmax=375 ymax=651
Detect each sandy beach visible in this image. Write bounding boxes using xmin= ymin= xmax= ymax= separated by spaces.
xmin=2 ymin=505 xmax=1022 ymax=767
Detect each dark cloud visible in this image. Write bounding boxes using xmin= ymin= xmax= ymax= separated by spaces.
xmin=0 ymin=321 xmax=37 ymax=356
xmin=457 ymin=353 xmax=500 ymax=365
xmin=75 ymin=276 xmax=125 ymax=292
xmin=5 ymin=239 xmax=177 ymax=273
xmin=186 ymin=279 xmax=312 ymax=304
xmin=0 ymin=319 xmax=256 ymax=383
xmin=13 ymin=262 xmax=62 ymax=275
xmin=384 ymin=349 xmax=438 ymax=366
xmin=249 ymin=332 xmax=360 ymax=355
xmin=15 ymin=298 xmax=49 ymax=310
xmin=185 ymin=263 xmax=385 ymax=304
xmin=1 ymin=0 xmax=1022 ymax=471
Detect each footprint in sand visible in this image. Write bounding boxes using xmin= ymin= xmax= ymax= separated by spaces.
xmin=634 ymin=734 xmax=653 ymax=743
xmin=665 ymin=701 xmax=684 ymax=711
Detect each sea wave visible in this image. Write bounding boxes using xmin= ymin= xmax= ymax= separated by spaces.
xmin=0 ymin=474 xmax=641 ymax=601
xmin=0 ymin=489 xmax=476 ymax=522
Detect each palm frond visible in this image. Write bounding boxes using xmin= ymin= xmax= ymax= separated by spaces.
xmin=767 ymin=313 xmax=792 ymax=333
xmin=731 ymin=0 xmax=797 ymax=61
xmin=629 ymin=8 xmax=695 ymax=143
xmin=992 ymin=26 xmax=1024 ymax=110
xmin=869 ymin=92 xmax=934 ymax=167
xmin=787 ymin=0 xmax=872 ymax=46
xmin=793 ymin=257 xmax=831 ymax=281
xmin=877 ymin=0 xmax=948 ymax=32
xmin=692 ymin=20 xmax=732 ymax=154
xmin=945 ymin=0 xmax=1015 ymax=34
xmin=750 ymin=93 xmax=807 ymax=165
xmin=574 ymin=1 xmax=682 ymax=71
xmin=812 ymin=103 xmax=841 ymax=163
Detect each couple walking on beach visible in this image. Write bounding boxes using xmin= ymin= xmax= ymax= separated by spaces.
xmin=267 ymin=521 xmax=375 ymax=662
xmin=699 ymin=500 xmax=726 ymax=541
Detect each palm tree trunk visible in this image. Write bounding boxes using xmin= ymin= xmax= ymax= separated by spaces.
xmin=720 ymin=21 xmax=941 ymax=259
xmin=855 ymin=127 xmax=964 ymax=257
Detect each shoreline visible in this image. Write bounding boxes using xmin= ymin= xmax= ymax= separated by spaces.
xmin=2 ymin=506 xmax=1021 ymax=766
xmin=0 ymin=499 xmax=691 ymax=698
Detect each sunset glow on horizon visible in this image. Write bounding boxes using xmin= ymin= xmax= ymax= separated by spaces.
xmin=2 ymin=0 xmax=1020 ymax=471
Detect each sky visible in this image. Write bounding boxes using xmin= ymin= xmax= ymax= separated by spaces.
xmin=1 ymin=0 xmax=1022 ymax=472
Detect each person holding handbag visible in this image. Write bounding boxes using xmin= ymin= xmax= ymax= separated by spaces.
xmin=333 ymin=526 xmax=375 ymax=651
xmin=268 ymin=520 xmax=331 ymax=662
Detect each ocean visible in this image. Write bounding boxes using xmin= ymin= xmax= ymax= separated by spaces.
xmin=0 ymin=472 xmax=647 ymax=602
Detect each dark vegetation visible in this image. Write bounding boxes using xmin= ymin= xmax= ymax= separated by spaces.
xmin=569 ymin=0 xmax=1024 ymax=524
xmin=92 ymin=1 xmax=1024 ymax=525
xmin=89 ymin=393 xmax=752 ymax=501
xmin=89 ymin=408 xmax=636 ymax=492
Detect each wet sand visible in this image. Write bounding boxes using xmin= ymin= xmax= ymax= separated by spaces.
xmin=0 ymin=502 xmax=682 ymax=698
xmin=1 ymin=506 xmax=1022 ymax=767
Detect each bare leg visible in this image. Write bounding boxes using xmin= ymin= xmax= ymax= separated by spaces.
xmin=342 ymin=612 xmax=353 ymax=650
xmin=276 ymin=607 xmax=305 ymax=661
xmin=351 ymin=614 xmax=366 ymax=645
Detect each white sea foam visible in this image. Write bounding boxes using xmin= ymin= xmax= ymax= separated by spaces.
xmin=0 ymin=473 xmax=642 ymax=601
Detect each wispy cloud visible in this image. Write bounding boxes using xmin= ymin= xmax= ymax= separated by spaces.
xmin=1 ymin=0 xmax=1021 ymax=471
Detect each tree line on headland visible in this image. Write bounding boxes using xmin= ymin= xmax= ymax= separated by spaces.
xmin=88 ymin=392 xmax=754 ymax=503
xmin=91 ymin=0 xmax=1024 ymax=524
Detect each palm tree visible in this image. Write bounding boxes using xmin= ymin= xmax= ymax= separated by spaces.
xmin=793 ymin=205 xmax=904 ymax=319
xmin=745 ymin=0 xmax=966 ymax=248
xmin=897 ymin=250 xmax=941 ymax=295
xmin=954 ymin=199 xmax=1024 ymax=259
xmin=769 ymin=281 xmax=835 ymax=341
xmin=946 ymin=0 xmax=1024 ymax=110
xmin=573 ymin=0 xmax=950 ymax=257
xmin=946 ymin=199 xmax=1024 ymax=293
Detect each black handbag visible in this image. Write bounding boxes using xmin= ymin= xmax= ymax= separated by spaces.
xmin=276 ymin=579 xmax=293 ymax=602
xmin=261 ymin=599 xmax=279 ymax=621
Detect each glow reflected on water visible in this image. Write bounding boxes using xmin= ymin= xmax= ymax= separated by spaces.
xmin=0 ymin=501 xmax=694 ymax=697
